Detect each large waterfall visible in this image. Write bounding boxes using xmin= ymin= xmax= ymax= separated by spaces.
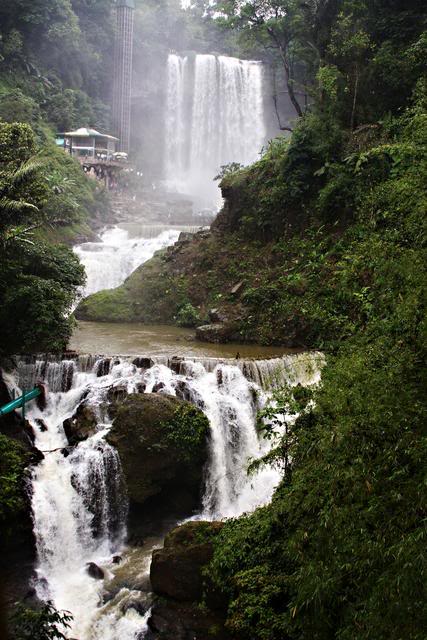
xmin=13 ymin=352 xmax=322 ymax=639
xmin=165 ymin=53 xmax=266 ymax=206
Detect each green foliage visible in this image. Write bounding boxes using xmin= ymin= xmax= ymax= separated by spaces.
xmin=0 ymin=434 xmax=28 ymax=535
xmin=176 ymin=303 xmax=202 ymax=328
xmin=163 ymin=404 xmax=209 ymax=463
xmin=203 ymin=10 xmax=427 ymax=640
xmin=214 ymin=162 xmax=244 ymax=181
xmin=0 ymin=122 xmax=85 ymax=355
xmin=10 ymin=602 xmax=73 ymax=640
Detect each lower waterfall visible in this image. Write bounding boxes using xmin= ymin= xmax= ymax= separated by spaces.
xmin=14 ymin=352 xmax=323 ymax=639
xmin=74 ymin=226 xmax=182 ymax=298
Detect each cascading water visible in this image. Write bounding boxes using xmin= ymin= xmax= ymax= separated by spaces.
xmin=165 ymin=53 xmax=266 ymax=206
xmin=13 ymin=351 xmax=323 ymax=639
xmin=74 ymin=226 xmax=182 ymax=297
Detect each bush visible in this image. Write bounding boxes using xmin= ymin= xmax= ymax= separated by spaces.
xmin=175 ymin=303 xmax=202 ymax=328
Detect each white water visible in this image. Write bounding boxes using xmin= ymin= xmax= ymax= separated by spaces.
xmin=74 ymin=226 xmax=181 ymax=297
xmin=14 ymin=352 xmax=322 ymax=639
xmin=165 ymin=53 xmax=266 ymax=206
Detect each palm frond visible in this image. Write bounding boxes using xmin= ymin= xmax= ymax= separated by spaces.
xmin=0 ymin=197 xmax=39 ymax=215
xmin=10 ymin=157 xmax=45 ymax=188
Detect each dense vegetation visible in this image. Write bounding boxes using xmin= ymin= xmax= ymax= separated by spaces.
xmin=199 ymin=2 xmax=426 ymax=639
xmin=0 ymin=1 xmax=120 ymax=356
xmin=1 ymin=1 xmax=426 ymax=639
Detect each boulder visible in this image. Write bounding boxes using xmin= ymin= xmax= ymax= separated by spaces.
xmin=196 ymin=323 xmax=238 ymax=344
xmin=132 ymin=357 xmax=154 ymax=370
xmin=63 ymin=403 xmax=98 ymax=446
xmin=149 ymin=521 xmax=231 ymax=640
xmin=106 ymin=394 xmax=209 ymax=510
xmin=86 ymin=562 xmax=104 ymax=580
xmin=150 ymin=521 xmax=223 ymax=604
xmin=96 ymin=358 xmax=111 ymax=378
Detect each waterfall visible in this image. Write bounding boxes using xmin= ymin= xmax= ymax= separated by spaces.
xmin=165 ymin=54 xmax=189 ymax=182
xmin=13 ymin=351 xmax=322 ymax=639
xmin=164 ymin=53 xmax=266 ymax=206
xmin=74 ymin=226 xmax=182 ymax=298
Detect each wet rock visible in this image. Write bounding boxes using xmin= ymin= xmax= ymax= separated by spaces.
xmin=149 ymin=522 xmax=230 ymax=640
xmin=136 ymin=382 xmax=147 ymax=394
xmin=121 ymin=593 xmax=151 ymax=617
xmin=216 ymin=368 xmax=223 ymax=386
xmin=63 ymin=403 xmax=98 ymax=446
xmin=86 ymin=562 xmax=104 ymax=580
xmin=174 ymin=380 xmax=192 ymax=403
xmin=23 ymin=421 xmax=36 ymax=445
xmin=177 ymin=231 xmax=193 ymax=243
xmin=29 ymin=447 xmax=45 ymax=465
xmin=107 ymin=385 xmax=128 ymax=404
xmin=112 ymin=555 xmax=122 ymax=565
xmin=61 ymin=363 xmax=75 ymax=393
xmin=61 ymin=447 xmax=71 ymax=458
xmin=132 ymin=357 xmax=154 ymax=370
xmin=96 ymin=358 xmax=111 ymax=378
xmin=175 ymin=380 xmax=205 ymax=410
xmin=169 ymin=357 xmax=183 ymax=375
xmin=152 ymin=382 xmax=166 ymax=393
xmin=150 ymin=521 xmax=224 ymax=604
xmin=35 ymin=418 xmax=48 ymax=432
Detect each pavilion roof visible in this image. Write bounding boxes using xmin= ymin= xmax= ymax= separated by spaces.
xmin=64 ymin=127 xmax=119 ymax=141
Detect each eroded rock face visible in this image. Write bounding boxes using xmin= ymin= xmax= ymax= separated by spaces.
xmin=63 ymin=403 xmax=98 ymax=446
xmin=149 ymin=521 xmax=231 ymax=640
xmin=106 ymin=394 xmax=209 ymax=513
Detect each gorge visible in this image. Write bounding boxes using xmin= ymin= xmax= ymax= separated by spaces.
xmin=0 ymin=2 xmax=425 ymax=639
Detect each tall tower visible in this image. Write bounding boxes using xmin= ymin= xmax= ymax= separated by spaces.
xmin=113 ymin=0 xmax=135 ymax=153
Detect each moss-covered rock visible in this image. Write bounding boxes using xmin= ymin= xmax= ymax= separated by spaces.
xmin=151 ymin=521 xmax=224 ymax=603
xmin=149 ymin=521 xmax=231 ymax=640
xmin=63 ymin=402 xmax=98 ymax=446
xmin=106 ymin=394 xmax=209 ymax=510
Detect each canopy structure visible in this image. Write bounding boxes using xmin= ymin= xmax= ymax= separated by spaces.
xmin=64 ymin=127 xmax=119 ymax=142
xmin=62 ymin=128 xmax=119 ymax=161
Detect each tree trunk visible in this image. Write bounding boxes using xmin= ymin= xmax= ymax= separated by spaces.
xmin=267 ymin=27 xmax=303 ymax=118
xmin=351 ymin=64 xmax=359 ymax=131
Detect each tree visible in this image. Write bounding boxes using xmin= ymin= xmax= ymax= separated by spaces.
xmin=0 ymin=122 xmax=85 ymax=355
xmin=10 ymin=602 xmax=72 ymax=640
xmin=212 ymin=0 xmax=315 ymax=118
